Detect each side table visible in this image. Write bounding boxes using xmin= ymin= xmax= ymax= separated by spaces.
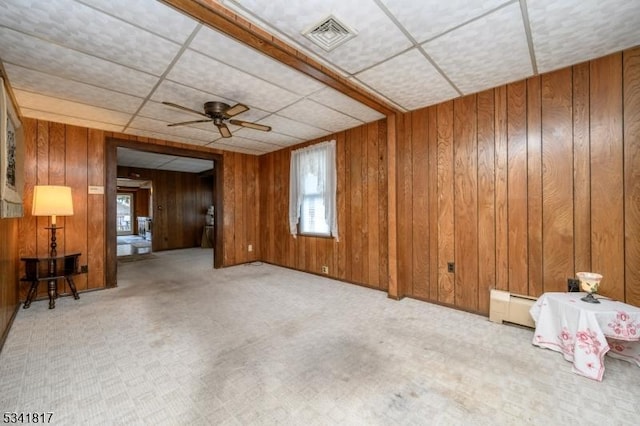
xmin=20 ymin=253 xmax=82 ymax=309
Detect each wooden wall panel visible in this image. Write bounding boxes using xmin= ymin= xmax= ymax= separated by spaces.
xmin=527 ymin=76 xmax=543 ymax=298
xmin=507 ymin=81 xmax=528 ymax=295
xmin=411 ymin=109 xmax=429 ymax=299
xmin=87 ymin=129 xmax=105 ymax=289
xmin=0 ymin=218 xmax=19 ymax=348
xmin=542 ymin=68 xmax=574 ymax=292
xmin=397 ymin=114 xmax=413 ymax=295
xmin=590 ymin=54 xmax=625 ymax=300
xmin=572 ymin=63 xmax=591 ymax=274
xmin=436 ymin=101 xmax=455 ymax=305
xmin=476 ymin=90 xmax=495 ymax=313
xmin=453 ymin=95 xmax=478 ymax=311
xmin=396 ymin=49 xmax=638 ymax=313
xmin=624 ymin=47 xmax=640 ymax=306
xmin=258 ymin=121 xmax=388 ymax=289
xmin=494 ymin=86 xmax=509 ymax=291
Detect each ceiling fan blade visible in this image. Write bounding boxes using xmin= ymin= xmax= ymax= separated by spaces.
xmin=162 ymin=101 xmax=209 ymax=118
xmin=229 ymin=119 xmax=272 ymax=132
xmin=224 ymin=103 xmax=249 ymax=117
xmin=167 ymin=119 xmax=212 ymax=127
xmin=217 ymin=123 xmax=232 ymax=138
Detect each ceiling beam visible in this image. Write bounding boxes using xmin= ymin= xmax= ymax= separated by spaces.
xmin=160 ymin=0 xmax=400 ymax=116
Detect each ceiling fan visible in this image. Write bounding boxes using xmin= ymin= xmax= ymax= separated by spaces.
xmin=162 ymin=101 xmax=272 ymax=138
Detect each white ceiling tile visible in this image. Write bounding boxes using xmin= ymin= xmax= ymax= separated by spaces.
xmin=127 ymin=116 xmax=216 ymax=143
xmin=167 ymin=50 xmax=301 ymax=112
xmin=278 ymin=99 xmax=362 ymax=132
xmin=4 ymin=64 xmax=143 ymax=114
xmin=0 ymin=27 xmax=158 ymax=97
xmin=308 ymin=86 xmax=384 ymax=122
xmin=150 ymin=81 xmax=236 ymax=112
xmin=125 ymin=128 xmax=209 ymax=147
xmin=528 ymin=0 xmax=640 ymax=73
xmin=423 ymin=2 xmax=533 ymax=95
xmin=208 ymin=141 xmax=262 ymax=155
xmin=225 ymin=0 xmax=412 ymax=73
xmin=14 ymin=90 xmax=132 ymax=125
xmin=234 ymin=128 xmax=302 ymax=147
xmin=190 ymin=26 xmax=325 ymax=96
xmin=356 ymin=48 xmax=458 ymax=110
xmin=78 ymin=0 xmax=198 ymax=44
xmin=0 ymin=0 xmax=183 ymax=76
xmin=255 ymin=115 xmax=328 ymax=140
xmin=19 ymin=108 xmax=124 ymax=132
xmin=379 ymin=0 xmax=510 ymax=43
xmin=209 ymin=136 xmax=273 ymax=154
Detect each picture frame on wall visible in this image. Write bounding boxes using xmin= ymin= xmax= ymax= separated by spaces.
xmin=0 ymin=76 xmax=24 ymax=218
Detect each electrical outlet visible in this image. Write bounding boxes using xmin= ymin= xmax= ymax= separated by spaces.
xmin=447 ymin=262 xmax=455 ymax=273
xmin=248 ymin=244 xmax=253 ymax=252
xmin=321 ymin=265 xmax=329 ymax=274
xmin=81 ymin=265 xmax=88 ymax=273
xmin=568 ymin=278 xmax=580 ymax=292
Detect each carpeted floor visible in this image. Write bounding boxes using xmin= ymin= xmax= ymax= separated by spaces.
xmin=1 ymin=248 xmax=638 ymax=425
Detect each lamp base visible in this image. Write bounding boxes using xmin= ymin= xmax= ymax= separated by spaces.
xmin=581 ymin=292 xmax=600 ymax=304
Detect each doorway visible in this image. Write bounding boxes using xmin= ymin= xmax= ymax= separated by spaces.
xmin=105 ymin=138 xmax=223 ymax=287
xmin=116 ymin=179 xmax=153 ymax=259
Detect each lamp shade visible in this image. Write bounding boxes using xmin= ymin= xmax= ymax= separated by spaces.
xmin=32 ymin=185 xmax=74 ymax=225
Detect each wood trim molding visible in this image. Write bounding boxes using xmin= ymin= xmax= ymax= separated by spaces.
xmin=160 ymin=0 xmax=400 ymax=116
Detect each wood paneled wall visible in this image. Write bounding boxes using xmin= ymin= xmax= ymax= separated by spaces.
xmin=0 ymin=218 xmax=19 ymax=347
xmin=17 ymin=119 xmax=259 ymax=299
xmin=118 ymin=166 xmax=212 ymax=251
xmin=397 ymin=48 xmax=640 ymax=313
xmin=258 ymin=121 xmax=389 ymax=290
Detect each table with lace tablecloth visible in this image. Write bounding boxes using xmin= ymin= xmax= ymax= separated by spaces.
xmin=529 ymin=292 xmax=640 ymax=381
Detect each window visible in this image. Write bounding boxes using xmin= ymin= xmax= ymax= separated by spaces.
xmin=289 ymin=140 xmax=338 ymax=239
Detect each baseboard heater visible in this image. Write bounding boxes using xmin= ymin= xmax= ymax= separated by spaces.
xmin=489 ymin=289 xmax=537 ymax=328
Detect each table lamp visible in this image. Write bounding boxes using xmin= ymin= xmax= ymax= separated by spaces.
xmin=32 ymin=185 xmax=74 ymax=257
xmin=576 ymin=272 xmax=603 ymax=304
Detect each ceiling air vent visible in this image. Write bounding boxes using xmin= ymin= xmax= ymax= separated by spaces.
xmin=302 ymin=15 xmax=357 ymax=52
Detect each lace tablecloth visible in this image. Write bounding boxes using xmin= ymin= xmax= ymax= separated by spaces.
xmin=529 ymin=292 xmax=640 ymax=381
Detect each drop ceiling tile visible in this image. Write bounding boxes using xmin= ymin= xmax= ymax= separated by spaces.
xmin=0 ymin=27 xmax=158 ymax=97
xmin=118 ymin=148 xmax=176 ymax=168
xmin=209 ymin=136 xmax=273 ymax=154
xmin=278 ymin=99 xmax=362 ymax=132
xmin=78 ymin=0 xmax=198 ymax=44
xmin=528 ymin=0 xmax=640 ymax=73
xmin=208 ymin=141 xmax=262 ymax=155
xmin=4 ymin=64 xmax=144 ymax=114
xmin=0 ymin=0 xmax=183 ymax=76
xmin=356 ymin=48 xmax=458 ymax=111
xmin=234 ymin=128 xmax=302 ymax=147
xmin=128 ymin=116 xmax=216 ymax=143
xmin=379 ymin=0 xmax=509 ymax=43
xmin=19 ymin=108 xmax=124 ymax=132
xmin=168 ymin=50 xmax=301 ymax=112
xmin=308 ymin=86 xmax=385 ymax=122
xmin=255 ymin=115 xmax=328 ymax=141
xmin=125 ymin=128 xmax=208 ymax=147
xmin=190 ymin=26 xmax=325 ymax=96
xmin=225 ymin=0 xmax=412 ymax=73
xmin=423 ymin=2 xmax=532 ymax=95
xmin=157 ymin=157 xmax=213 ymax=173
xmin=14 ymin=90 xmax=132 ymax=125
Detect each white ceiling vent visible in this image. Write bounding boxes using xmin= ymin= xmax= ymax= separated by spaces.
xmin=302 ymin=15 xmax=357 ymax=52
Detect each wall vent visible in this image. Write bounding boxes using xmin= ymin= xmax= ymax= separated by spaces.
xmin=302 ymin=15 xmax=357 ymax=52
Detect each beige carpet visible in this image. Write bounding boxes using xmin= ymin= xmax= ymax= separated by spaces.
xmin=1 ymin=248 xmax=638 ymax=425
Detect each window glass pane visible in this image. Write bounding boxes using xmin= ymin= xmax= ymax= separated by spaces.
xmin=300 ymin=194 xmax=329 ymax=235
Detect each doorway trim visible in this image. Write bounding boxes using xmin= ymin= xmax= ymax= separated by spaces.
xmin=105 ymin=137 xmax=223 ymax=287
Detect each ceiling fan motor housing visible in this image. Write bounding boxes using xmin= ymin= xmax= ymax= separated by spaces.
xmin=204 ymin=101 xmax=230 ymax=118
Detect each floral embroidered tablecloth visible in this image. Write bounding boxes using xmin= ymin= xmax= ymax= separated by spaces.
xmin=529 ymin=292 xmax=640 ymax=381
